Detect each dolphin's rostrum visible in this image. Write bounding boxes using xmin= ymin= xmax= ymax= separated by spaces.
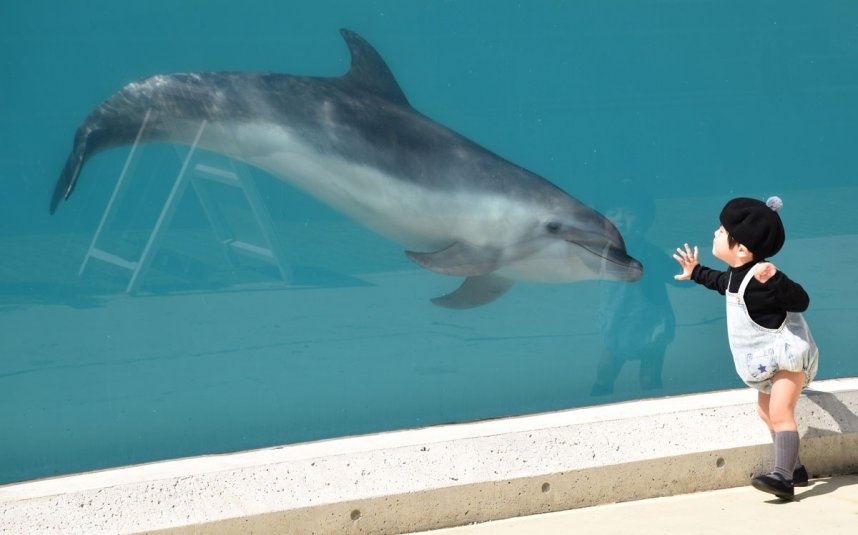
xmin=51 ymin=29 xmax=642 ymax=308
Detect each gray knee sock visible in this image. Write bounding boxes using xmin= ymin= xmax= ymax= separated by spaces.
xmin=771 ymin=430 xmax=802 ymax=469
xmin=774 ymin=431 xmax=800 ymax=480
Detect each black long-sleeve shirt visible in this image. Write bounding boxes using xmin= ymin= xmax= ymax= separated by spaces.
xmin=691 ymin=261 xmax=810 ymax=329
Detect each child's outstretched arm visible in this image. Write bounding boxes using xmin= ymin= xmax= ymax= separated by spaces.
xmin=753 ymin=262 xmax=778 ymax=283
xmin=673 ymin=243 xmax=699 ymax=280
xmin=752 ymin=262 xmax=810 ymax=311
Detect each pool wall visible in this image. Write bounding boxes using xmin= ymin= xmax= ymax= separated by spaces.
xmin=2 ymin=377 xmax=856 ymax=534
xmin=4 ymin=2 xmax=858 ymax=487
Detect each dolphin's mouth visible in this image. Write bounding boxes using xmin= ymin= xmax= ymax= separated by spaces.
xmin=611 ymin=254 xmax=644 ymax=281
xmin=598 ymin=243 xmax=643 ymax=281
xmin=571 ymin=239 xmax=643 ymax=281
xmin=556 ymin=216 xmax=642 ymax=282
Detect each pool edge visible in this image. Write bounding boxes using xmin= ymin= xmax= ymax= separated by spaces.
xmin=2 ymin=377 xmax=857 ymax=534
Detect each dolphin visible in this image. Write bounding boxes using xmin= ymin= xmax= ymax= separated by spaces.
xmin=50 ymin=29 xmax=642 ymax=308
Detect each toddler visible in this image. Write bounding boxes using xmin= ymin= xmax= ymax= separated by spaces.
xmin=673 ymin=196 xmax=819 ymax=500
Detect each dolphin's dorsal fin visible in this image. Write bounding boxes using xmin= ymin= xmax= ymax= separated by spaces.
xmin=339 ymin=29 xmax=410 ymax=107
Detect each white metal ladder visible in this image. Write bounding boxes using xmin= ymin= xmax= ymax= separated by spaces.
xmin=79 ymin=112 xmax=291 ymax=293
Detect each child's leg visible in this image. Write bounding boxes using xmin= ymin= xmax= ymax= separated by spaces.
xmin=769 ymin=371 xmax=804 ymax=430
xmin=756 ymin=390 xmax=772 ymax=429
xmin=759 ymin=390 xmax=804 ymax=472
xmin=768 ymin=371 xmax=805 ymax=479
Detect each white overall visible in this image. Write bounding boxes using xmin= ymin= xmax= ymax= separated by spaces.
xmin=726 ymin=267 xmax=819 ymax=394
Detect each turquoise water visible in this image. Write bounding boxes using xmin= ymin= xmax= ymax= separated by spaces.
xmin=1 ymin=1 xmax=857 ymax=484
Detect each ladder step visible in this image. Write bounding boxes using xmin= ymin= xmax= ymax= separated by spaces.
xmin=80 ymin=115 xmax=290 ymax=291
xmin=227 ymin=240 xmax=275 ymax=262
xmin=194 ymin=163 xmax=241 ymax=186
xmin=88 ymin=248 xmax=138 ymax=271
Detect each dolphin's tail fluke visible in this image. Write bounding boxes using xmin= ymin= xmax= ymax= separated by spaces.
xmin=50 ymin=150 xmax=83 ymax=214
xmin=50 ymin=134 xmax=87 ymax=214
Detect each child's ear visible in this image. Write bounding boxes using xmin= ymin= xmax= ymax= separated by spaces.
xmin=736 ymin=244 xmax=753 ymax=260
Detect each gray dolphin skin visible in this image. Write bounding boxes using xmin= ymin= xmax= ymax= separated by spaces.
xmin=51 ymin=29 xmax=642 ymax=308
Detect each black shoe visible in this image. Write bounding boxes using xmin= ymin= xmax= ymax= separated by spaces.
xmin=751 ymin=472 xmax=794 ymax=500
xmin=793 ymin=465 xmax=809 ymax=487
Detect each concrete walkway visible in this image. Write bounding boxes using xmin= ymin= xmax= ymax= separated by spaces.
xmin=416 ymin=474 xmax=858 ymax=535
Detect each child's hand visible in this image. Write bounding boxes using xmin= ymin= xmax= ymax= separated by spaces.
xmin=673 ymin=243 xmax=699 ymax=280
xmin=754 ymin=262 xmax=778 ymax=284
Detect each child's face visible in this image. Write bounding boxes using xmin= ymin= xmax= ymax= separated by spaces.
xmin=712 ymin=225 xmax=754 ymax=267
xmin=712 ymin=225 xmax=742 ymax=265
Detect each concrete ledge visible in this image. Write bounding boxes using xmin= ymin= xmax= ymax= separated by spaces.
xmin=2 ymin=378 xmax=857 ymax=535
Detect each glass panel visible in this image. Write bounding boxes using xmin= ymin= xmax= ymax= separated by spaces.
xmin=2 ymin=0 xmax=856 ymax=484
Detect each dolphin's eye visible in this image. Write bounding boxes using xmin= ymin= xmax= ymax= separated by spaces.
xmin=546 ymin=221 xmax=562 ymax=233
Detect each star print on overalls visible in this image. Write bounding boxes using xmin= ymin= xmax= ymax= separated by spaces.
xmin=758 ymin=364 xmax=767 ymax=374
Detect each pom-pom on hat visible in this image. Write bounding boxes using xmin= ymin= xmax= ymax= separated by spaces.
xmin=719 ymin=196 xmax=785 ymax=258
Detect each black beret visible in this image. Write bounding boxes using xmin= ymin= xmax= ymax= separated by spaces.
xmin=719 ymin=197 xmax=785 ymax=259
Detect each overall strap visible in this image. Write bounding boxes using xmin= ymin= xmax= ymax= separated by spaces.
xmin=737 ymin=265 xmax=758 ymax=297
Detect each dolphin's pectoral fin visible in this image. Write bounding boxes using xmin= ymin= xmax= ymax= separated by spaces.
xmin=406 ymin=242 xmax=502 ymax=277
xmin=431 ymin=274 xmax=515 ymax=309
